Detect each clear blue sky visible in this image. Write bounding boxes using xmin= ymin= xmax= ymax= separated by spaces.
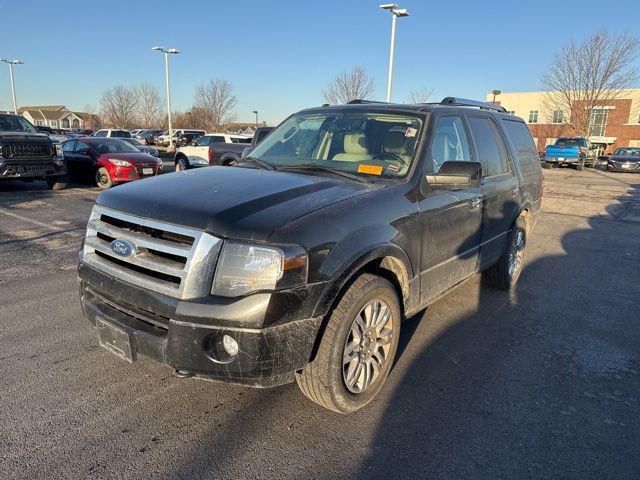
xmin=1 ymin=0 xmax=639 ymax=125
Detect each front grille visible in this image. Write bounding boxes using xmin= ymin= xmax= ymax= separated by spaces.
xmin=2 ymin=143 xmax=53 ymax=158
xmin=82 ymin=205 xmax=222 ymax=299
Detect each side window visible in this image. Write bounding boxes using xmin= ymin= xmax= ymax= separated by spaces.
xmin=195 ymin=136 xmax=211 ymax=146
xmin=76 ymin=141 xmax=91 ymax=154
xmin=502 ymin=120 xmax=539 ymax=169
xmin=467 ymin=117 xmax=510 ymax=177
xmin=94 ymin=130 xmax=107 ymax=137
xmin=430 ymin=116 xmax=471 ymax=173
xmin=62 ymin=140 xmax=76 ymax=153
xmin=211 ymin=136 xmax=225 ymax=143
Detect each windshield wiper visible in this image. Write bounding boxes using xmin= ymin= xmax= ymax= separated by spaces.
xmin=280 ymin=163 xmax=370 ymax=183
xmin=239 ymin=156 xmax=277 ymax=171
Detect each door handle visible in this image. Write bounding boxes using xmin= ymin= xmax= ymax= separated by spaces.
xmin=469 ymin=197 xmax=482 ymax=210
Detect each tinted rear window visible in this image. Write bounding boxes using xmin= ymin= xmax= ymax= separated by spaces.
xmin=111 ymin=130 xmax=132 ymax=138
xmin=502 ymin=120 xmax=538 ymax=168
xmin=555 ymin=138 xmax=583 ymax=147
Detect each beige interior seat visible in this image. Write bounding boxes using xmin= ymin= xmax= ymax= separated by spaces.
xmin=333 ymin=132 xmax=373 ymax=161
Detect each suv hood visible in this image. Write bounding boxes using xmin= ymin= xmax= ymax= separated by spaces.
xmin=96 ymin=166 xmax=381 ymax=241
xmin=0 ymin=131 xmax=51 ymax=143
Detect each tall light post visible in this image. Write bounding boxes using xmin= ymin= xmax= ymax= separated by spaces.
xmin=380 ymin=4 xmax=409 ymax=102
xmin=1 ymin=59 xmax=24 ymax=114
xmin=252 ymin=110 xmax=258 ymax=127
xmin=491 ymin=89 xmax=501 ymax=104
xmin=152 ymin=46 xmax=180 ymax=152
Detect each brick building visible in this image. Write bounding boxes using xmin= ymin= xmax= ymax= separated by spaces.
xmin=486 ymin=90 xmax=640 ymax=153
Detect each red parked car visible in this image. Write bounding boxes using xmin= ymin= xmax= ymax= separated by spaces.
xmin=61 ymin=137 xmax=163 ymax=189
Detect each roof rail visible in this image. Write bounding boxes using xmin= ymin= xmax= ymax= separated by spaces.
xmin=347 ymin=99 xmax=391 ymax=104
xmin=440 ymin=97 xmax=507 ymax=113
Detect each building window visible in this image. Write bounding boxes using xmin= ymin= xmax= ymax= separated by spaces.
xmin=35 ymin=120 xmax=44 ymax=126
xmin=50 ymin=120 xmax=58 ymax=127
xmin=552 ymin=110 xmax=563 ymax=124
xmin=528 ymin=110 xmax=539 ymax=123
xmin=589 ymin=109 xmax=608 ymax=137
xmin=72 ymin=119 xmax=80 ymax=128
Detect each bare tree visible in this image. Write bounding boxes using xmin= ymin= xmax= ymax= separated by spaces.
xmin=541 ymin=30 xmax=639 ymax=136
xmin=323 ymin=66 xmax=376 ymax=104
xmin=406 ymin=87 xmax=434 ymax=104
xmin=100 ymin=86 xmax=139 ymax=129
xmin=134 ymin=83 xmax=163 ymax=128
xmin=193 ymin=79 xmax=238 ymax=130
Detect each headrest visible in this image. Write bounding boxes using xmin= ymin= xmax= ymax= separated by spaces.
xmin=343 ymin=132 xmax=368 ymax=154
xmin=384 ymin=130 xmax=407 ymax=153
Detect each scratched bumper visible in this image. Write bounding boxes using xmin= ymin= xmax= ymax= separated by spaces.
xmin=79 ymin=262 xmax=322 ymax=387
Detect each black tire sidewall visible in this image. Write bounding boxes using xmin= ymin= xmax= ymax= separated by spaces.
xmin=95 ymin=167 xmax=112 ymax=189
xmin=325 ymin=278 xmax=401 ymax=412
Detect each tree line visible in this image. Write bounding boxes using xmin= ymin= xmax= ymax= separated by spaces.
xmin=100 ymin=79 xmax=238 ymax=130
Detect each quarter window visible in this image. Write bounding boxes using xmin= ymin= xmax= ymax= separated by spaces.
xmin=468 ymin=117 xmax=510 ymax=177
xmin=552 ymin=110 xmax=563 ymax=124
xmin=528 ymin=111 xmax=539 ymax=124
xmin=502 ymin=120 xmax=538 ymax=169
xmin=430 ymin=116 xmax=471 ymax=173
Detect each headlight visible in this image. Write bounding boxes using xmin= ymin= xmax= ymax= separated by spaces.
xmin=108 ymin=158 xmax=132 ymax=167
xmin=54 ymin=144 xmax=64 ymax=157
xmin=212 ymin=242 xmax=307 ymax=297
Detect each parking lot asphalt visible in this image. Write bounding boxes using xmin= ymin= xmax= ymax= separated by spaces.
xmin=1 ymin=168 xmax=639 ymax=479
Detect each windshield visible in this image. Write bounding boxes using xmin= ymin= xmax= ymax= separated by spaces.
xmin=0 ymin=115 xmax=38 ymax=133
xmin=248 ymin=111 xmax=423 ymax=178
xmin=614 ymin=148 xmax=640 ymax=157
xmin=91 ymin=138 xmax=142 ymax=154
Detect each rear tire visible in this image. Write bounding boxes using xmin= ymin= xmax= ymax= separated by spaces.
xmin=46 ymin=175 xmax=68 ymax=191
xmin=483 ymin=215 xmax=527 ymax=291
xmin=296 ymin=273 xmax=400 ymax=413
xmin=95 ymin=167 xmax=113 ymax=190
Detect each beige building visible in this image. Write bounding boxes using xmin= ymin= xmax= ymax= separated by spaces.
xmin=486 ymin=89 xmax=640 ymax=152
xmin=18 ymin=105 xmax=100 ymax=131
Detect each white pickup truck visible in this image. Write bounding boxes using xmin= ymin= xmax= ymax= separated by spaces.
xmin=174 ymin=133 xmax=252 ymax=171
xmin=156 ymin=129 xmax=207 ymax=147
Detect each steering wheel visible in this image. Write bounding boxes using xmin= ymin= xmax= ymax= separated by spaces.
xmin=372 ymin=152 xmax=408 ymax=165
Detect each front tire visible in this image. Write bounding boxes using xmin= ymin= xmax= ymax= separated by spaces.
xmin=175 ymin=157 xmax=189 ymax=172
xmin=95 ymin=167 xmax=113 ymax=190
xmin=296 ymin=273 xmax=401 ymax=413
xmin=483 ymin=215 xmax=527 ymax=290
xmin=46 ymin=175 xmax=68 ymax=190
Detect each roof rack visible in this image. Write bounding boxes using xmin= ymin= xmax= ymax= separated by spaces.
xmin=347 ymin=99 xmax=391 ymax=104
xmin=439 ymin=97 xmax=507 ymax=113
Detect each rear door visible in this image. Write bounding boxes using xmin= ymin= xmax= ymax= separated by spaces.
xmin=418 ymin=114 xmax=484 ymax=304
xmin=62 ymin=140 xmax=77 ymax=179
xmin=466 ymin=115 xmax=520 ymax=268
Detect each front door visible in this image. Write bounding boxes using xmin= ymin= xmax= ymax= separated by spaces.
xmin=466 ymin=115 xmax=521 ymax=268
xmin=418 ymin=114 xmax=484 ymax=305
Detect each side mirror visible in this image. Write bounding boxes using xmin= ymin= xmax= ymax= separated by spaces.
xmin=241 ymin=147 xmax=252 ymax=158
xmin=425 ymin=161 xmax=482 ymax=190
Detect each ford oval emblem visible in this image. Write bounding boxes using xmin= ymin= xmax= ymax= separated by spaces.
xmin=110 ymin=239 xmax=138 ymax=257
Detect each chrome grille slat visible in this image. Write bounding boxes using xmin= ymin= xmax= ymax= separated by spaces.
xmin=2 ymin=143 xmax=53 ymax=158
xmin=90 ymin=221 xmax=192 ymax=257
xmin=82 ymin=205 xmax=222 ymax=299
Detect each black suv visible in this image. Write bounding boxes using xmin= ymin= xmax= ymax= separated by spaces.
xmin=0 ymin=114 xmax=67 ymax=189
xmin=78 ymin=98 xmax=543 ymax=413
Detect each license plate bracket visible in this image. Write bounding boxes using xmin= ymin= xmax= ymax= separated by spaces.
xmin=96 ymin=317 xmax=136 ymax=363
xmin=142 ymin=168 xmax=154 ymax=175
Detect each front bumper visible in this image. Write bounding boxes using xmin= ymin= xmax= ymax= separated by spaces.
xmin=0 ymin=157 xmax=66 ymax=179
xmin=607 ymin=162 xmax=640 ymax=173
xmin=79 ymin=262 xmax=323 ymax=387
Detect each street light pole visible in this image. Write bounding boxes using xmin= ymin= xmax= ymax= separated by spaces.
xmin=252 ymin=110 xmax=258 ymax=127
xmin=152 ymin=47 xmax=180 ymax=152
xmin=380 ymin=4 xmax=409 ymax=102
xmin=1 ymin=59 xmax=23 ymax=114
xmin=491 ymin=89 xmax=501 ymax=104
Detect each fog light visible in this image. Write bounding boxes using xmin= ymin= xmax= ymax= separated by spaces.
xmin=222 ymin=334 xmax=239 ymax=357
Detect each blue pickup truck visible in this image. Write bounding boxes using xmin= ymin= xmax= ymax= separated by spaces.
xmin=543 ymin=137 xmax=597 ymax=171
